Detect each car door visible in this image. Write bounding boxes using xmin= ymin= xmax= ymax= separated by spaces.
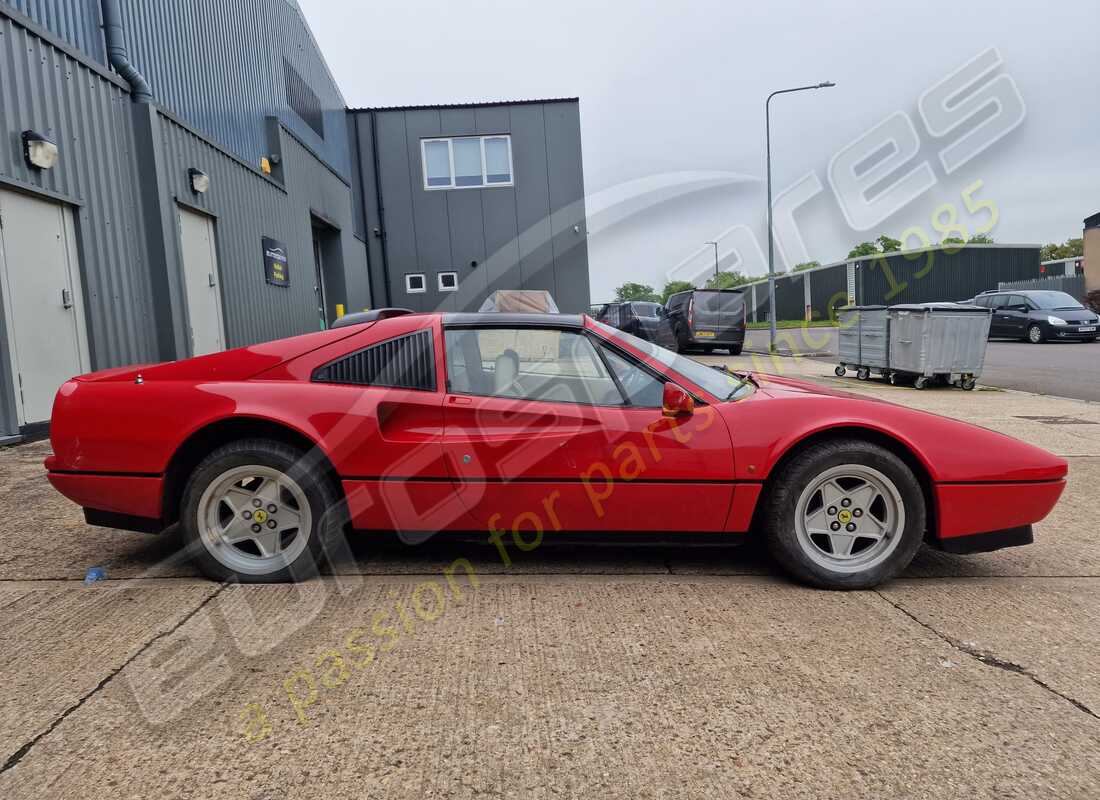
xmin=440 ymin=324 xmax=736 ymax=534
xmin=305 ymin=319 xmax=479 ymax=534
xmin=989 ymin=295 xmax=1012 ymax=337
xmin=1001 ymin=294 xmax=1030 ymax=338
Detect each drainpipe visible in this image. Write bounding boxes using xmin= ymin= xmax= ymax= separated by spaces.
xmin=101 ymin=0 xmax=153 ymax=102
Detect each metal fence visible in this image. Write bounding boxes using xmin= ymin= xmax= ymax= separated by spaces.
xmin=998 ymin=274 xmax=1086 ymax=300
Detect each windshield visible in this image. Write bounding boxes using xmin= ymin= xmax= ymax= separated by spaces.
xmin=694 ymin=291 xmax=744 ymax=312
xmin=630 ymin=302 xmax=662 ymax=318
xmin=1027 ymin=291 xmax=1084 ymax=310
xmin=590 ymin=319 xmax=753 ymax=401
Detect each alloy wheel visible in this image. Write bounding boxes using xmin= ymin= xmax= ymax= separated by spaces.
xmin=196 ymin=464 xmax=313 ymax=575
xmin=793 ymin=464 xmax=906 ymax=574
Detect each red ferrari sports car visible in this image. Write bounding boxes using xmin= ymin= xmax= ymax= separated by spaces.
xmin=45 ymin=310 xmax=1067 ymax=589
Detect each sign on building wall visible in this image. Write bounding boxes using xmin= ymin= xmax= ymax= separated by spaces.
xmin=263 ymin=237 xmax=290 ymax=287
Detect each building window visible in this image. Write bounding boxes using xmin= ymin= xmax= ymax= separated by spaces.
xmin=284 ymin=60 xmax=324 ymax=139
xmin=420 ymin=136 xmax=513 ymax=190
xmin=405 ymin=273 xmax=426 ymax=294
xmin=438 ymin=271 xmax=458 ymax=292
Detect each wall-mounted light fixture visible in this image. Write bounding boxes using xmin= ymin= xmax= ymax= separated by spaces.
xmin=259 ymin=157 xmax=272 ymax=175
xmin=22 ymin=130 xmax=59 ymax=170
xmin=188 ymin=168 xmax=210 ymax=194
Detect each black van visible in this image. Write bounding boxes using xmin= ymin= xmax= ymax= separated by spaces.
xmin=664 ymin=289 xmax=746 ymax=354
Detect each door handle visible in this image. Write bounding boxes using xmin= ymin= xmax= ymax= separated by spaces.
xmin=208 ymin=273 xmax=217 ymax=288
xmin=61 ymin=289 xmax=73 ymax=309
xmin=448 ymin=396 xmax=473 ymax=406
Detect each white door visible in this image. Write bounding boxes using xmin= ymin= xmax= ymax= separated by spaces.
xmin=0 ymin=189 xmax=90 ymax=426
xmin=177 ymin=206 xmax=225 ymax=356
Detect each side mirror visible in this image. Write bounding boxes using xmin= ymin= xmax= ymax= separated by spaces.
xmin=662 ymin=382 xmax=695 ymax=418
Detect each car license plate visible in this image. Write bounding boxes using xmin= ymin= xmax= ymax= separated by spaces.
xmin=1080 ymin=327 xmax=1096 ymax=333
xmin=695 ymin=330 xmax=716 ymax=338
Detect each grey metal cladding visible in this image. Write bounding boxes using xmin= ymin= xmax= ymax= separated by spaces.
xmin=3 ymin=0 xmax=106 ymax=62
xmin=543 ymin=101 xmax=590 ymax=313
xmin=155 ymin=111 xmax=368 ymax=350
xmin=313 ymin=329 xmax=435 ymax=391
xmin=509 ymin=103 xmax=556 ymax=298
xmin=0 ymin=11 xmax=157 ymax=369
xmin=114 ymin=0 xmax=349 ymax=176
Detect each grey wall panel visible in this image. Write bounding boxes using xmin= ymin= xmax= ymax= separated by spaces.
xmin=3 ymin=0 xmax=105 ymax=63
xmin=115 ymin=0 xmax=349 ymax=176
xmin=403 ymin=110 xmax=451 ymax=281
xmin=155 ymin=112 xmax=364 ymax=350
xmin=280 ymin=130 xmax=369 ymax=313
xmin=509 ymin=104 xmax=556 ymax=298
xmin=544 ymin=102 xmax=590 ymax=313
xmin=0 ymin=12 xmax=156 ymax=373
xmin=374 ymin=111 xmax=424 ymax=311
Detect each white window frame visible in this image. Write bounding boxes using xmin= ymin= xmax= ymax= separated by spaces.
xmin=421 ymin=135 xmax=514 ymax=191
xmin=437 ymin=271 xmax=459 ymax=292
xmin=405 ymin=273 xmax=426 ymax=294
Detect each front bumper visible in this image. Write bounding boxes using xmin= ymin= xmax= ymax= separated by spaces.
xmin=933 ymin=479 xmax=1065 ymax=550
xmin=934 ymin=525 xmax=1033 ymax=554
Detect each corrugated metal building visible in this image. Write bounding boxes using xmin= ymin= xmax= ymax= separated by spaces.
xmin=0 ymin=1 xmax=591 ymax=442
xmin=746 ymin=244 xmax=1043 ymax=323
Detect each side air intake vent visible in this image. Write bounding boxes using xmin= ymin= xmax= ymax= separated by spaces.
xmin=313 ymin=330 xmax=435 ymax=391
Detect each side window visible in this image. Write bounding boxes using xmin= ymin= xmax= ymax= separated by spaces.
xmin=445 ymin=328 xmax=624 ymax=406
xmin=600 ymin=345 xmax=665 ymax=408
xmin=1008 ymin=294 xmax=1027 ymax=310
xmin=313 ymin=330 xmax=435 ymax=391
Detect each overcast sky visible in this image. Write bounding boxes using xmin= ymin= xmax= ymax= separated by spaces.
xmin=302 ymin=0 xmax=1098 ymax=300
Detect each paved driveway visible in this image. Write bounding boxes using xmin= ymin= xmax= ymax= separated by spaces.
xmin=744 ymin=328 xmax=1100 ymax=402
xmin=1 ymin=368 xmax=1099 ymax=799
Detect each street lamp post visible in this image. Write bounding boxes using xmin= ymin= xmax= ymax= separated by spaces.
xmin=766 ymin=81 xmax=835 ymax=352
xmin=704 ymin=240 xmax=719 ymax=285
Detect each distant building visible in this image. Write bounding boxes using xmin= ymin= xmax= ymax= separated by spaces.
xmin=0 ymin=1 xmax=589 ymax=441
xmin=351 ymin=101 xmax=590 ymax=315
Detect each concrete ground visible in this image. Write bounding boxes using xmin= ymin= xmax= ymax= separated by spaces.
xmin=743 ymin=327 xmax=1100 ymax=402
xmin=1 ymin=358 xmax=1099 ymax=799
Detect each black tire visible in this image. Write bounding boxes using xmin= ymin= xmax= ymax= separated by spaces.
xmin=835 ymin=366 xmax=846 ymax=377
xmin=763 ymin=439 xmax=926 ymax=590
xmin=1026 ymin=324 xmax=1045 ymax=344
xmin=180 ymin=438 xmax=344 ymax=583
xmin=728 ymin=344 xmax=744 ymax=356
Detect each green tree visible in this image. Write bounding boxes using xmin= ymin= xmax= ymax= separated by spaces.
xmin=793 ymin=261 xmax=821 ymax=272
xmin=942 ymin=236 xmax=967 ymax=245
xmin=614 ymin=282 xmax=660 ymax=302
xmin=1040 ymin=238 xmax=1083 ymax=261
xmin=968 ymin=234 xmax=995 ymax=244
xmin=847 ymin=241 xmax=879 ymax=258
xmin=876 ymin=235 xmax=902 ymax=253
xmin=705 ymin=271 xmax=752 ymax=290
xmin=660 ymin=280 xmax=695 ymax=303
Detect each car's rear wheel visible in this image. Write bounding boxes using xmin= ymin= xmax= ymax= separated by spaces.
xmin=181 ymin=439 xmax=341 ymax=582
xmin=764 ymin=439 xmax=925 ymax=589
xmin=728 ymin=344 xmax=743 ymax=356
xmin=1027 ymin=324 xmax=1044 ymax=344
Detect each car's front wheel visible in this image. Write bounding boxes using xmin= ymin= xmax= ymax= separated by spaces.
xmin=181 ymin=439 xmax=342 ymax=582
xmin=764 ymin=439 xmax=926 ymax=589
xmin=1027 ymin=324 xmax=1045 ymax=344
